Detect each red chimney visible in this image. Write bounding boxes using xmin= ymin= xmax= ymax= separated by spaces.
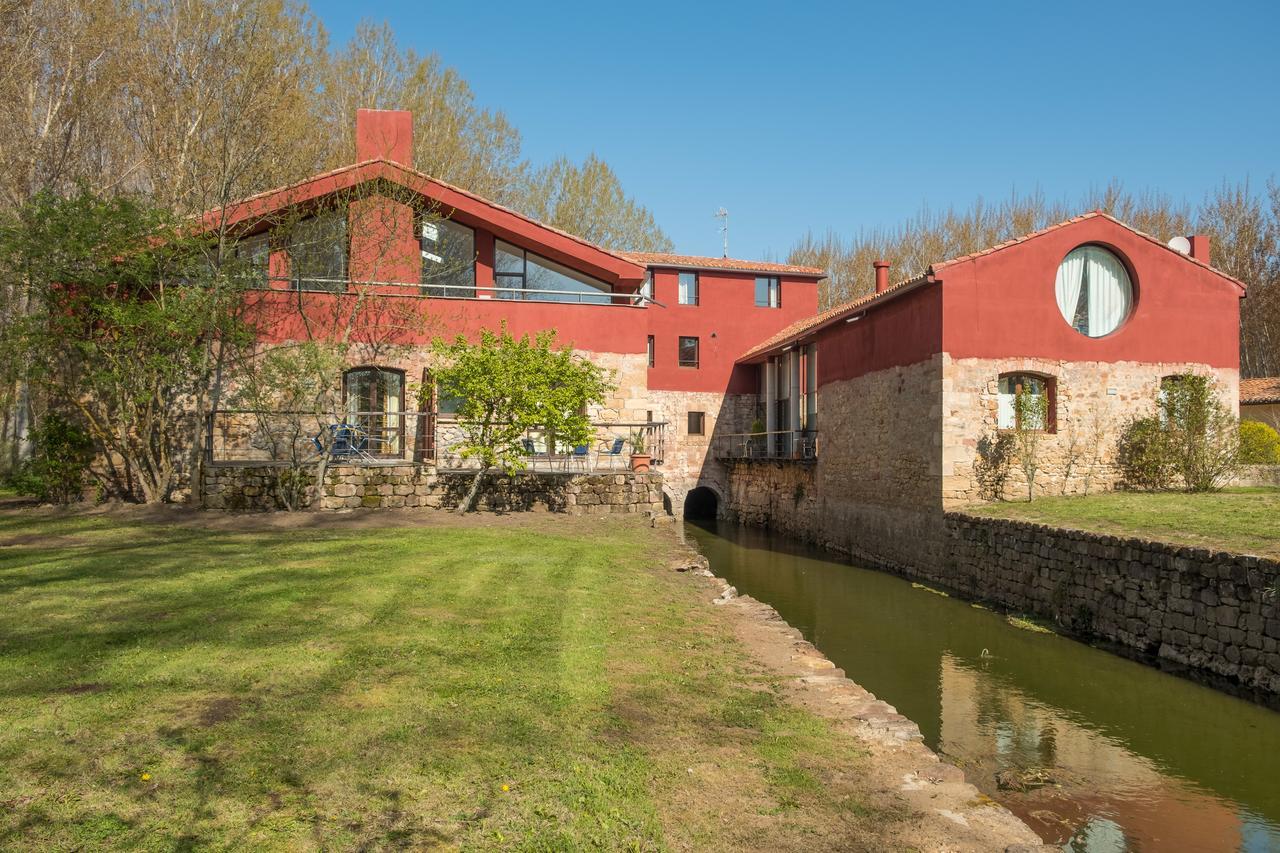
xmin=355 ymin=109 xmax=413 ymax=167
xmin=1188 ymin=234 xmax=1211 ymax=265
xmin=873 ymin=260 xmax=890 ymax=294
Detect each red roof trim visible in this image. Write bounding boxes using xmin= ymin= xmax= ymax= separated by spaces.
xmin=736 ymin=211 xmax=1248 ymax=363
xmin=199 ymin=159 xmax=647 ymax=284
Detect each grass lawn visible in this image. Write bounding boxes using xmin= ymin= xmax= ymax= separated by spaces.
xmin=968 ymin=487 xmax=1280 ymax=558
xmin=0 ymin=507 xmax=899 ymax=851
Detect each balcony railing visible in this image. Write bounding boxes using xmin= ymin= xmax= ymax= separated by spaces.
xmin=206 ymin=409 xmax=667 ymax=471
xmin=259 ymin=277 xmax=659 ymax=307
xmin=713 ymin=430 xmax=818 ymax=461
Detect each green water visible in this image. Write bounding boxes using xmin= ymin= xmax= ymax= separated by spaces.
xmin=687 ymin=520 xmax=1280 ymax=852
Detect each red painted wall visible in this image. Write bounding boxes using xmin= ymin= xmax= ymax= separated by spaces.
xmin=814 ymin=285 xmax=943 ymax=386
xmin=246 ymin=290 xmax=648 ymax=354
xmin=645 ymin=268 xmax=819 ymax=393
xmin=941 ymin=217 xmax=1241 ymax=368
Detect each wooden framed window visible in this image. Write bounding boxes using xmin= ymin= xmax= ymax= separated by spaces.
xmin=678 ymin=336 xmax=700 ymax=368
xmin=678 ymin=271 xmax=699 ymax=305
xmin=997 ymin=373 xmax=1056 ymax=432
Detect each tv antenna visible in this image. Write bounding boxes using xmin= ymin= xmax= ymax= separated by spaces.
xmin=714 ymin=207 xmax=729 ymax=257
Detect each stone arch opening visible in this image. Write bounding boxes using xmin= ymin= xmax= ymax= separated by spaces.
xmin=683 ymin=486 xmax=719 ymax=520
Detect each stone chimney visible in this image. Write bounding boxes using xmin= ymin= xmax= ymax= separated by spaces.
xmin=873 ymin=260 xmax=891 ymax=294
xmin=1188 ymin=234 xmax=1211 ymax=265
xmin=355 ymin=109 xmax=413 ymax=167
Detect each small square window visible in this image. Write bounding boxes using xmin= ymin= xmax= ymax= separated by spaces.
xmin=678 ymin=271 xmax=699 ymax=305
xmin=678 ymin=336 xmax=699 ymax=368
xmin=688 ymin=411 xmax=706 ymax=435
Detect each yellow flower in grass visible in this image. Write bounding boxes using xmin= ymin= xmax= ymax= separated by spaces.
xmin=501 ymin=784 xmax=510 ymax=792
xmin=140 ymin=772 xmax=152 ymax=782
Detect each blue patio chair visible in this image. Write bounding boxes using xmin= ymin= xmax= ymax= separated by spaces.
xmin=313 ymin=423 xmax=369 ymax=460
xmin=569 ymin=444 xmax=589 ymax=471
xmin=597 ymin=437 xmax=625 ymax=469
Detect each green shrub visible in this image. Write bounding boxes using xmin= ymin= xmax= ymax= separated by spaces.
xmin=1115 ymin=416 xmax=1175 ymax=491
xmin=1159 ymin=375 xmax=1239 ymax=492
xmin=10 ymin=413 xmax=94 ymax=503
xmin=1240 ymin=420 xmax=1280 ymax=464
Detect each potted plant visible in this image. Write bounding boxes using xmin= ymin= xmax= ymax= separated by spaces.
xmin=629 ymin=430 xmax=651 ymax=472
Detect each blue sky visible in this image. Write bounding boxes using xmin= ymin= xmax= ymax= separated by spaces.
xmin=310 ymin=0 xmax=1278 ymax=260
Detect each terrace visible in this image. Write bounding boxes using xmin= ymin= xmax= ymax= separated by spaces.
xmin=205 ymin=409 xmax=668 ymax=472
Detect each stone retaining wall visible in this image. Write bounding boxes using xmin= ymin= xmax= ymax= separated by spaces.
xmin=202 ymin=464 xmax=664 ymax=515
xmin=943 ymin=513 xmax=1280 ymax=695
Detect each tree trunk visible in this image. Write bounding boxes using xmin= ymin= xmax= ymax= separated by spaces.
xmin=457 ymin=465 xmax=488 ymax=514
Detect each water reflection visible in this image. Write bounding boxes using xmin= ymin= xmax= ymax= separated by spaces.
xmin=686 ymin=520 xmax=1280 ymax=852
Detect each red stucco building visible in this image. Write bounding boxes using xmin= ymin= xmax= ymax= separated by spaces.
xmin=206 ymin=108 xmax=1245 ymax=533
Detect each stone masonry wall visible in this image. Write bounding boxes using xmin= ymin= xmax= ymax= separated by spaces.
xmin=203 ymin=464 xmax=664 ymax=514
xmin=943 ymin=513 xmax=1280 ymax=696
xmin=942 ymin=356 xmax=1238 ymax=506
xmin=721 ymin=357 xmax=947 ymax=570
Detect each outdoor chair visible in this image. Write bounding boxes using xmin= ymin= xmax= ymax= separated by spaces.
xmin=312 ymin=423 xmax=372 ymax=461
xmin=567 ymin=444 xmax=590 ymax=472
xmin=597 ymin=437 xmax=625 ymax=469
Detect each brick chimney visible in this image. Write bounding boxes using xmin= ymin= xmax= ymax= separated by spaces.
xmin=873 ymin=260 xmax=890 ymax=294
xmin=355 ymin=109 xmax=413 ymax=167
xmin=1188 ymin=234 xmax=1211 ymax=265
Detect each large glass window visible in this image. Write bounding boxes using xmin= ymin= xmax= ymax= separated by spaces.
xmin=997 ymin=373 xmax=1054 ymax=431
xmin=678 ymin=336 xmax=699 ymax=368
xmin=493 ymin=239 xmax=612 ymax=303
xmin=678 ymin=271 xmax=699 ymax=305
xmin=1055 ymin=246 xmax=1133 ymax=338
xmin=754 ymin=275 xmax=781 ymax=308
xmin=641 ymin=271 xmax=654 ymax=302
xmin=803 ymin=344 xmax=817 ymax=430
xmin=236 ymin=233 xmax=270 ymax=288
xmin=288 ymin=211 xmax=347 ymax=292
xmin=421 ymin=218 xmax=475 ymax=297
xmin=343 ymin=367 xmax=405 ymax=455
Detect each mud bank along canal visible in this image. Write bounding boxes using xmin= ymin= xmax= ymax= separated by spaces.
xmin=687 ymin=520 xmax=1280 ymax=852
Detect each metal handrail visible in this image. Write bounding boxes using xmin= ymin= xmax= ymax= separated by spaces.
xmin=206 ymin=409 xmax=669 ymax=468
xmin=714 ymin=429 xmax=818 ymax=460
xmin=257 ymin=276 xmax=656 ymax=307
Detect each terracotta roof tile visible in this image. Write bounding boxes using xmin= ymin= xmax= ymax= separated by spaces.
xmin=617 ymin=252 xmax=826 ymax=277
xmin=1241 ymin=377 xmax=1280 ymax=404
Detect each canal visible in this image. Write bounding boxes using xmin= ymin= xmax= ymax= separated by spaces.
xmin=686 ymin=520 xmax=1280 ymax=852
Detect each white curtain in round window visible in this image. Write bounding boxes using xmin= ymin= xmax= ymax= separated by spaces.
xmin=1056 ymin=246 xmax=1132 ymax=337
xmin=1054 ymin=252 xmax=1085 ymax=327
xmin=1084 ymin=247 xmax=1131 ymax=336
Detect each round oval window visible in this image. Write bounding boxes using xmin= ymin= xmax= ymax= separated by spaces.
xmin=1054 ymin=246 xmax=1133 ymax=337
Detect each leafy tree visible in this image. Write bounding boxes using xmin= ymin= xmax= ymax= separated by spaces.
xmin=1012 ymin=389 xmax=1049 ymax=501
xmin=519 ymin=154 xmax=673 ymax=252
xmin=0 ymin=187 xmax=253 ymax=502
xmin=432 ymin=326 xmax=612 ymax=513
